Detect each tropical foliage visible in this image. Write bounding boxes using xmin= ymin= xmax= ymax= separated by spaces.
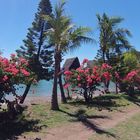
xmin=64 ymin=59 xmax=113 ymax=103
xmin=44 ymin=1 xmax=93 ymax=109
xmin=0 ymin=54 xmax=36 ymax=113
xmin=16 ymin=0 xmax=54 ymax=103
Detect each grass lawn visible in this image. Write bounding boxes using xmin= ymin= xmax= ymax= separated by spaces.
xmin=0 ymin=93 xmax=139 ymax=139
xmin=26 ymin=94 xmax=136 ymax=128
xmin=89 ymin=112 xmax=140 ymax=140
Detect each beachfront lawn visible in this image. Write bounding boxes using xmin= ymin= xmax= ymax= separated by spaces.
xmin=0 ymin=93 xmax=139 ymax=139
xmin=26 ymin=94 xmax=136 ymax=127
xmin=89 ymin=112 xmax=140 ymax=140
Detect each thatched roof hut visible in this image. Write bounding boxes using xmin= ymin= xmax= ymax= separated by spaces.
xmin=86 ymin=60 xmax=97 ymax=69
xmin=63 ymin=57 xmax=80 ymax=71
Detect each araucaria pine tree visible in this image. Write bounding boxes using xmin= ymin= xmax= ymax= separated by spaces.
xmin=16 ymin=0 xmax=54 ymax=103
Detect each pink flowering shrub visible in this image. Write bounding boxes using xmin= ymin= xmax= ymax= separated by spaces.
xmin=122 ymin=70 xmax=140 ymax=94
xmin=124 ymin=70 xmax=138 ymax=81
xmin=64 ymin=59 xmax=112 ymax=103
xmin=100 ymin=63 xmax=112 ymax=92
xmin=0 ymin=54 xmax=36 ymax=106
xmin=65 ymin=59 xmax=140 ymax=97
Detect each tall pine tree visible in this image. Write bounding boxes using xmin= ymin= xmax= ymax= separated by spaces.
xmin=16 ymin=0 xmax=54 ymax=103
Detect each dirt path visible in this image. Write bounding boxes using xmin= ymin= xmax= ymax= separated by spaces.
xmin=18 ymin=97 xmax=140 ymax=140
xmin=43 ymin=106 xmax=140 ymax=140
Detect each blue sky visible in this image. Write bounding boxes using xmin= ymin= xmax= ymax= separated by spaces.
xmin=0 ymin=0 xmax=140 ymax=63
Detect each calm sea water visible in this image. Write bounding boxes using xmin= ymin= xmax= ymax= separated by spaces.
xmin=16 ymin=80 xmax=116 ymax=97
xmin=5 ymin=80 xmax=116 ymax=100
xmin=14 ymin=80 xmax=62 ymax=97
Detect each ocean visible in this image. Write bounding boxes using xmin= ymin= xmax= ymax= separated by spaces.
xmin=16 ymin=80 xmax=116 ymax=97
xmin=3 ymin=80 xmax=116 ymax=101
xmin=16 ymin=80 xmax=55 ymax=97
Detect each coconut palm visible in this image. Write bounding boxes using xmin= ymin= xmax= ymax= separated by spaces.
xmin=97 ymin=13 xmax=132 ymax=63
xmin=96 ymin=13 xmax=132 ymax=92
xmin=45 ymin=1 xmax=93 ymax=110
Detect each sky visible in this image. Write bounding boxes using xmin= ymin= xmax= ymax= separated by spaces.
xmin=0 ymin=0 xmax=140 ymax=63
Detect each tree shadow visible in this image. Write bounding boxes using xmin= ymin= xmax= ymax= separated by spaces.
xmin=0 ymin=108 xmax=47 ymax=140
xmin=59 ymin=109 xmax=118 ymax=139
xmin=123 ymin=95 xmax=140 ymax=107
xmin=68 ymin=95 xmax=127 ymax=111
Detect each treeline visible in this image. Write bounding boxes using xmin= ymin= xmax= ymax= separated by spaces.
xmin=0 ymin=0 xmax=140 ymax=112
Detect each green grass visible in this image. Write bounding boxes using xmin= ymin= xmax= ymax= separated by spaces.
xmin=24 ymin=93 xmax=139 ymax=128
xmin=89 ymin=112 xmax=140 ymax=140
xmin=1 ymin=93 xmax=139 ymax=139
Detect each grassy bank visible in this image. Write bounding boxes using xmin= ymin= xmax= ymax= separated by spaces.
xmin=89 ymin=112 xmax=140 ymax=140
xmin=0 ymin=94 xmax=139 ymax=139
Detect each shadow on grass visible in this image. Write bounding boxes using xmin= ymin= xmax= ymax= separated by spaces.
xmin=0 ymin=110 xmax=47 ymax=140
xmin=68 ymin=94 xmax=127 ymax=111
xmin=123 ymin=95 xmax=140 ymax=107
xmin=59 ymin=109 xmax=117 ymax=139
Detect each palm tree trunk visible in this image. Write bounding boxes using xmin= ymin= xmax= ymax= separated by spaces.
xmin=102 ymin=49 xmax=110 ymax=93
xmin=51 ymin=51 xmax=59 ymax=110
xmin=20 ymin=83 xmax=32 ymax=104
xmin=57 ymin=53 xmax=67 ymax=103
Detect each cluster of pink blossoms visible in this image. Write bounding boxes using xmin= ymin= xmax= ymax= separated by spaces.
xmin=64 ymin=58 xmax=140 ymax=94
xmin=64 ymin=59 xmax=112 ymax=89
xmin=102 ymin=63 xmax=112 ymax=69
xmin=0 ymin=54 xmax=31 ymax=84
xmin=102 ymin=72 xmax=111 ymax=82
xmin=124 ymin=70 xmax=138 ymax=81
xmin=101 ymin=63 xmax=112 ymax=83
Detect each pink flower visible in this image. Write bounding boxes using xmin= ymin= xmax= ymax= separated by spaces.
xmin=19 ymin=57 xmax=28 ymax=66
xmin=93 ymin=66 xmax=98 ymax=73
xmin=77 ymin=68 xmax=84 ymax=73
xmin=115 ymin=72 xmax=120 ymax=80
xmin=21 ymin=69 xmax=30 ymax=76
xmin=63 ymin=83 xmax=70 ymax=89
xmin=84 ymin=68 xmax=90 ymax=73
xmin=87 ymin=77 xmax=92 ymax=84
xmin=77 ymin=75 xmax=81 ymax=81
xmin=3 ymin=75 xmax=8 ymax=81
xmin=1 ymin=58 xmax=9 ymax=67
xmin=102 ymin=72 xmax=111 ymax=81
xmin=5 ymin=67 xmax=19 ymax=76
xmin=78 ymin=84 xmax=82 ymax=87
xmin=64 ymin=71 xmax=72 ymax=75
xmin=125 ymin=70 xmax=137 ymax=81
xmin=102 ymin=63 xmax=112 ymax=69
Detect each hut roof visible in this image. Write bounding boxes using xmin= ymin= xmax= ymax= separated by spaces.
xmin=63 ymin=57 xmax=80 ymax=71
xmin=87 ymin=60 xmax=96 ymax=68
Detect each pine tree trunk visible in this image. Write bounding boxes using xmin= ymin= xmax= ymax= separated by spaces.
xmin=51 ymin=51 xmax=59 ymax=110
xmin=37 ymin=22 xmax=44 ymax=60
xmin=102 ymin=51 xmax=106 ymax=63
xmin=20 ymin=83 xmax=32 ymax=104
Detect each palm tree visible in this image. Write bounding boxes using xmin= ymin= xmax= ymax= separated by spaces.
xmin=96 ymin=13 xmax=132 ymax=92
xmin=45 ymin=1 xmax=93 ymax=110
xmin=97 ymin=13 xmax=132 ymax=63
